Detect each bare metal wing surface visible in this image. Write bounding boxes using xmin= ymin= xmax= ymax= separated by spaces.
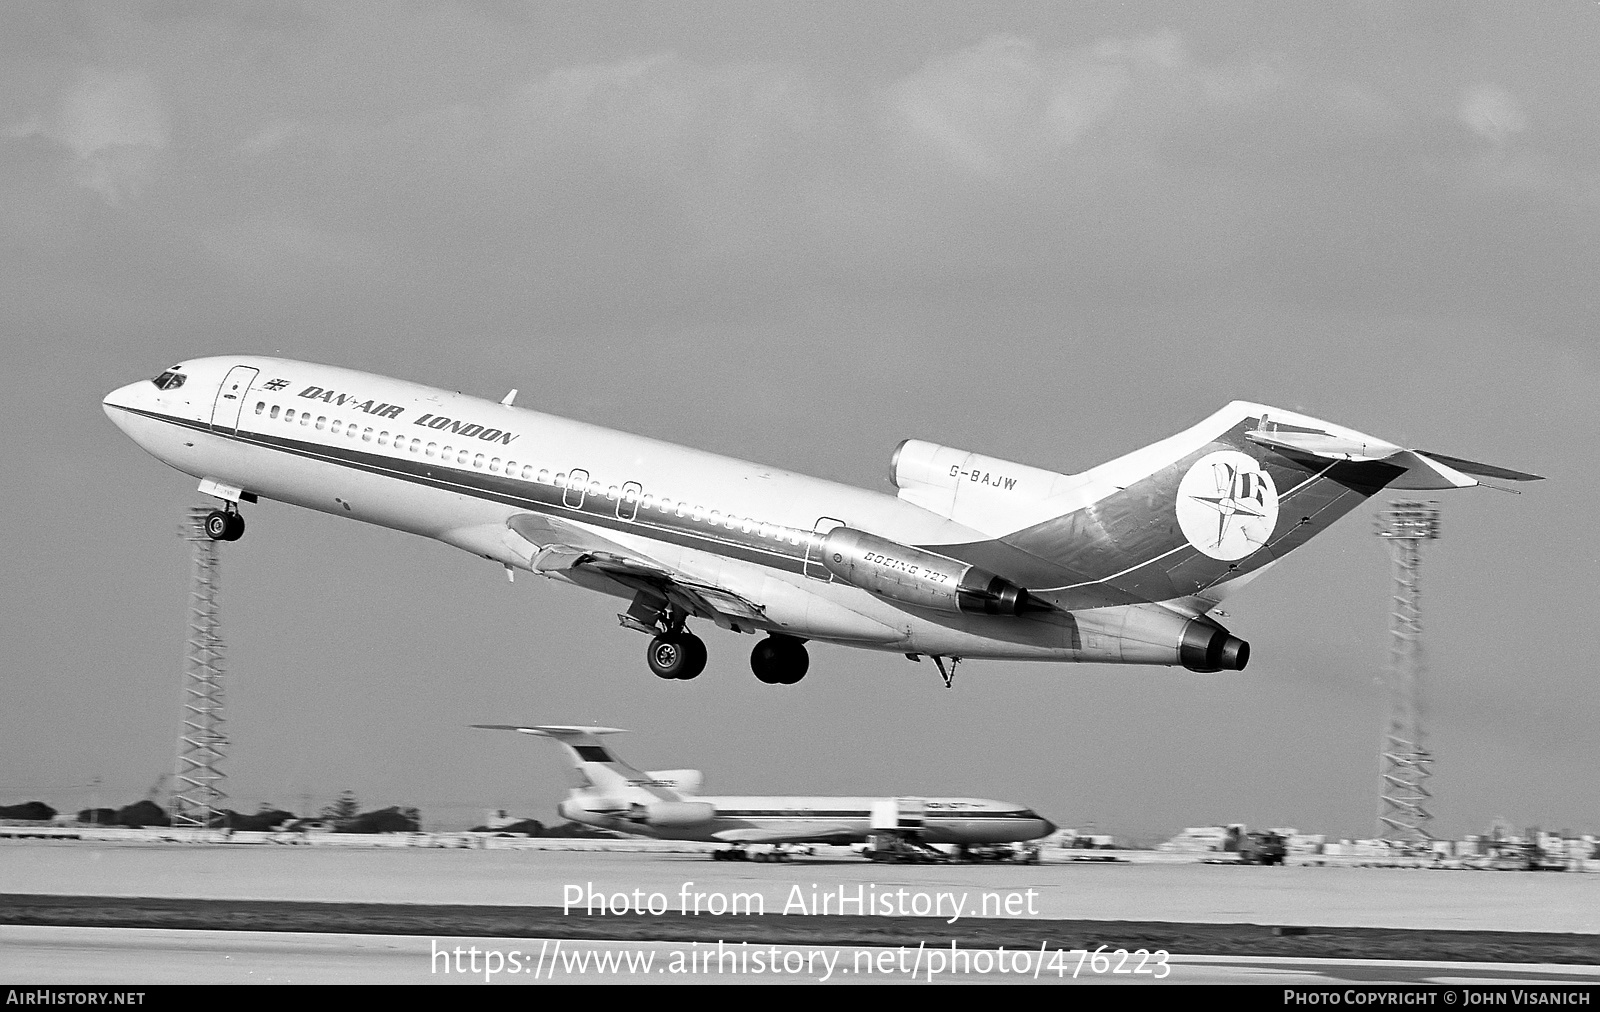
xmin=506 ymin=513 xmax=768 ymax=628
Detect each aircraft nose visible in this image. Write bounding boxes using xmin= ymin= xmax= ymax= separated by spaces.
xmin=1039 ymin=818 xmax=1058 ymax=837
xmin=102 ymin=380 xmax=145 ymax=417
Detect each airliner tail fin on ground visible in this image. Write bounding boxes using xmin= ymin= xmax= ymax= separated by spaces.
xmin=470 ymin=724 xmax=677 ymax=798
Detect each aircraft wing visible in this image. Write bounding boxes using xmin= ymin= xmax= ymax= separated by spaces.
xmin=508 ymin=513 xmax=671 ymax=577
xmin=507 ymin=513 xmax=768 ymax=627
xmin=712 ymin=823 xmax=864 ymax=845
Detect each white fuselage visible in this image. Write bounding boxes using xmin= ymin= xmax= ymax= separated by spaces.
xmin=561 ymin=793 xmax=1055 ymax=846
xmin=103 ymin=355 xmax=1108 ymax=660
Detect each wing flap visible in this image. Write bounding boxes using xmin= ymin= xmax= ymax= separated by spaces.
xmin=506 ymin=512 xmax=766 ymax=627
xmin=529 ymin=545 xmax=592 ymax=574
xmin=677 ymin=583 xmax=766 ymax=622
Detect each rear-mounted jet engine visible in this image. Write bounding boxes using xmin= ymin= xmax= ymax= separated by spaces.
xmin=816 ymin=527 xmax=1052 ymax=617
xmin=1178 ymin=619 xmax=1250 ymax=672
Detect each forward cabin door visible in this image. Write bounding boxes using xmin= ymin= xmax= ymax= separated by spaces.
xmin=210 ymin=366 xmax=260 ymax=434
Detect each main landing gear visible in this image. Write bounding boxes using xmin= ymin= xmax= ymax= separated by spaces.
xmin=647 ymin=630 xmax=707 ymax=681
xmin=624 ymin=596 xmax=809 ymax=685
xmin=624 ymin=599 xmax=708 ymax=681
xmin=906 ymin=652 xmax=961 ymax=688
xmin=713 ymin=846 xmax=808 ymax=862
xmin=751 ymin=634 xmax=808 ymax=685
xmin=202 ymin=508 xmax=244 ymax=542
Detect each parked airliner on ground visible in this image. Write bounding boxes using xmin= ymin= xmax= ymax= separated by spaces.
xmin=474 ymin=724 xmax=1055 ymax=858
xmin=103 ymin=357 xmax=1540 ymax=684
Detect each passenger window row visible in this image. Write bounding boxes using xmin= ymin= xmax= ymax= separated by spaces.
xmin=249 ymin=399 xmax=807 ymax=546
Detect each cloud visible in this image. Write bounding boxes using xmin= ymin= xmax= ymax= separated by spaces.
xmin=6 ymin=18 xmax=1585 ymax=332
xmin=881 ymin=32 xmax=1287 ymax=178
xmin=1446 ymin=84 xmax=1598 ymax=203
xmin=487 ymin=52 xmax=826 ymax=184
xmin=11 ymin=68 xmax=169 ymax=204
xmin=884 ymin=35 xmax=1131 ymax=175
xmin=1457 ymin=84 xmax=1527 ymax=146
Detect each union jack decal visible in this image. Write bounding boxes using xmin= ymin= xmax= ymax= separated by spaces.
xmin=263 ymin=378 xmax=290 ymax=391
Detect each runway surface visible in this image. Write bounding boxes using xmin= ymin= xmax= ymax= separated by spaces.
xmin=6 ymin=926 xmax=1600 ymax=985
xmin=3 ymin=840 xmax=1596 ymax=933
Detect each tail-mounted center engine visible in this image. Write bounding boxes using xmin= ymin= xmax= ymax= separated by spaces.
xmin=1178 ymin=619 xmax=1251 ymax=672
xmin=816 ymin=527 xmax=1052 ymax=617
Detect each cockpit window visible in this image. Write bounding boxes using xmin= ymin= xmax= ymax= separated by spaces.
xmin=151 ymin=369 xmax=187 ymax=391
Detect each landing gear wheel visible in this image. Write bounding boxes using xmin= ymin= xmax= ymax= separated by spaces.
xmin=203 ymin=509 xmax=245 ymax=542
xmin=751 ymin=635 xmax=809 ymax=684
xmin=203 ymin=510 xmax=231 ymax=541
xmin=647 ymin=632 xmax=707 ymax=680
xmin=678 ymin=634 xmax=706 ymax=679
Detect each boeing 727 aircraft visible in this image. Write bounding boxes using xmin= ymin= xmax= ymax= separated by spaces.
xmin=103 ymin=357 xmax=1540 ymax=684
xmin=474 ymin=724 xmax=1055 ymax=858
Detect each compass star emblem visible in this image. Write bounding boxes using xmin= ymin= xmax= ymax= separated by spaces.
xmin=1190 ymin=461 xmax=1270 ymax=549
xmin=1175 ymin=450 xmax=1280 ymax=561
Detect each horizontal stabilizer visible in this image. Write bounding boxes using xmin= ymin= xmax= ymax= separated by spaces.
xmin=1414 ymin=451 xmax=1544 ymax=483
xmin=1245 ymin=428 xmax=1541 ymax=490
xmin=1243 ymin=429 xmax=1398 ymax=461
xmin=471 ymin=724 xmax=627 ymax=737
xmin=472 ymin=724 xmax=673 ymax=799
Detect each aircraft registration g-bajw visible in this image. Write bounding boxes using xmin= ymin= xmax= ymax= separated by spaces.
xmin=103 ymin=357 xmax=1540 ymax=685
xmin=473 ymin=724 xmax=1055 ymax=857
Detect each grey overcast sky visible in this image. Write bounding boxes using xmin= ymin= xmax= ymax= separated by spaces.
xmin=2 ymin=2 xmax=1595 ymax=840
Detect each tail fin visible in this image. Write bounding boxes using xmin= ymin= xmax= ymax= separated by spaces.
xmin=931 ymin=401 xmax=1540 ymax=612
xmin=471 ymin=724 xmax=683 ymax=801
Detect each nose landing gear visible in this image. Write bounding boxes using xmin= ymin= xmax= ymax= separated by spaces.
xmin=203 ymin=508 xmax=245 ymax=542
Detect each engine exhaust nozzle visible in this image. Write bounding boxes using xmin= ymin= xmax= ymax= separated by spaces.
xmin=1179 ymin=620 xmax=1250 ymax=672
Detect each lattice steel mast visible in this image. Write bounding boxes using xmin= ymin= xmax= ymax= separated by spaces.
xmin=1375 ymin=501 xmax=1441 ymax=844
xmin=171 ymin=507 xmax=228 ymax=828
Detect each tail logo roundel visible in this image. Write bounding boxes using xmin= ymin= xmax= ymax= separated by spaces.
xmin=1176 ymin=450 xmax=1280 ymax=561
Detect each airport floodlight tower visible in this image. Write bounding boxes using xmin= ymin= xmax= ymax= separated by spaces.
xmin=1374 ymin=501 xmax=1442 ymax=845
xmin=171 ymin=507 xmax=229 ymax=829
